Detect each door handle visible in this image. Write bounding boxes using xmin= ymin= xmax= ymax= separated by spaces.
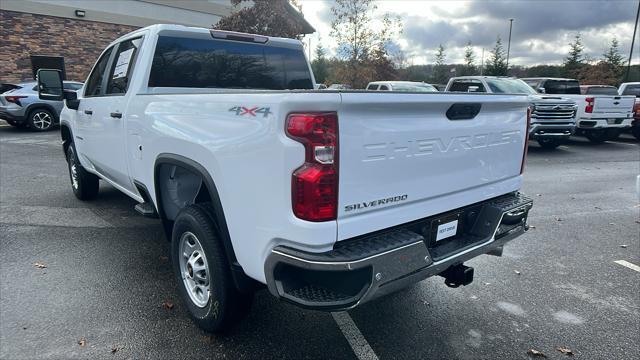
xmin=110 ymin=112 xmax=123 ymax=119
xmin=84 ymin=110 xmax=93 ymax=115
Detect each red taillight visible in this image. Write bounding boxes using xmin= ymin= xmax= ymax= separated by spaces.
xmin=5 ymin=95 xmax=27 ymax=106
xmin=286 ymin=112 xmax=338 ymax=222
xmin=585 ymin=97 xmax=594 ymax=113
xmin=521 ymin=107 xmax=531 ymax=175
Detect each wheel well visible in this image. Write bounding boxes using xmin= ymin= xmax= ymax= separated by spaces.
xmin=61 ymin=125 xmax=72 ymax=155
xmin=155 ymin=163 xmax=212 ymax=221
xmin=153 ymin=155 xmax=260 ymax=293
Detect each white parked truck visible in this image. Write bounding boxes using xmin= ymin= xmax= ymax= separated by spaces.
xmin=522 ymin=78 xmax=635 ymax=143
xmin=446 ymin=76 xmax=577 ymax=149
xmin=37 ymin=25 xmax=533 ymax=333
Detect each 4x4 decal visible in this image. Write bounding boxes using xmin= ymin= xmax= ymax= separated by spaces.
xmin=229 ymin=106 xmax=272 ymax=117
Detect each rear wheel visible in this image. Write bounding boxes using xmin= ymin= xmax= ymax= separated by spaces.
xmin=27 ymin=108 xmax=55 ymax=131
xmin=171 ymin=203 xmax=253 ymax=333
xmin=585 ymin=130 xmax=607 ymax=143
xmin=537 ymin=138 xmax=561 ymax=149
xmin=606 ymin=129 xmax=621 ymax=140
xmin=66 ymin=145 xmax=99 ymax=200
xmin=632 ymin=125 xmax=640 ymax=140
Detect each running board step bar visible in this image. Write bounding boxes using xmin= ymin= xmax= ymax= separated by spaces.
xmin=134 ymin=202 xmax=158 ymax=218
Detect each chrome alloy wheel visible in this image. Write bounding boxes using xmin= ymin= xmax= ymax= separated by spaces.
xmin=179 ymin=231 xmax=211 ymax=308
xmin=32 ymin=111 xmax=52 ymax=130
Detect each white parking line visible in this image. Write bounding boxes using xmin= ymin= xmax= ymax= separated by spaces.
xmin=332 ymin=312 xmax=379 ymax=360
xmin=614 ymin=260 xmax=640 ymax=273
xmin=609 ymin=141 xmax=639 ymax=147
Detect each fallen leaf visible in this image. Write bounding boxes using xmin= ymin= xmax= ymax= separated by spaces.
xmin=556 ymin=347 xmax=574 ymax=356
xmin=162 ymin=301 xmax=174 ymax=310
xmin=536 ymin=194 xmax=542 ymax=197
xmin=111 ymin=346 xmax=119 ymax=353
xmin=33 ymin=262 xmax=47 ymax=269
xmin=620 ymin=244 xmax=628 ymax=248
xmin=159 ymin=256 xmax=169 ymax=262
xmin=22 ymin=326 xmax=27 ymax=330
xmin=594 ymin=206 xmax=602 ymax=210
xmin=484 ymin=282 xmax=491 ymax=286
xmin=422 ymin=300 xmax=430 ymax=306
xmin=554 ymin=216 xmax=563 ymax=222
xmin=514 ymin=270 xmax=521 ymax=275
xmin=527 ymin=348 xmax=546 ymax=358
xmin=78 ymin=337 xmax=86 ymax=348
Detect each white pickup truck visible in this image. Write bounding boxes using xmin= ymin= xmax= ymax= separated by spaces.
xmin=522 ymin=78 xmax=635 ymax=143
xmin=37 ymin=24 xmax=533 ymax=333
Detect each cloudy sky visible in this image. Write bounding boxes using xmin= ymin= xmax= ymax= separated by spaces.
xmin=298 ymin=0 xmax=639 ymax=67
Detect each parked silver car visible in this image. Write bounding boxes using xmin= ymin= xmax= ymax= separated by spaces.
xmin=0 ymin=81 xmax=82 ymax=131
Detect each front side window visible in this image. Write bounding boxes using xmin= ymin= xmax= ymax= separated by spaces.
xmin=63 ymin=83 xmax=83 ymax=91
xmin=107 ymin=37 xmax=143 ymax=95
xmin=149 ymin=36 xmax=313 ymax=90
xmin=84 ymin=46 xmax=114 ymax=97
xmin=367 ymin=84 xmax=378 ymax=90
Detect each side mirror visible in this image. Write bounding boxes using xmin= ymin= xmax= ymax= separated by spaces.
xmin=64 ymin=89 xmax=80 ymax=110
xmin=538 ymin=87 xmax=546 ymax=93
xmin=37 ymin=69 xmax=63 ymax=101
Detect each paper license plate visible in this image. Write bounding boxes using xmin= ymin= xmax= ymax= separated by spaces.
xmin=436 ymin=219 xmax=459 ymax=242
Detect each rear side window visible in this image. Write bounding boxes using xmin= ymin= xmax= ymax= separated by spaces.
xmin=85 ymin=47 xmax=114 ymax=97
xmin=107 ymin=37 xmax=143 ymax=95
xmin=379 ymin=85 xmax=389 ymax=90
xmin=149 ymin=36 xmax=313 ymax=90
xmin=366 ymin=84 xmax=378 ymax=90
xmin=543 ymin=80 xmax=581 ymax=94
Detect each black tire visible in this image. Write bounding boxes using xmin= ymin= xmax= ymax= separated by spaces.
xmin=632 ymin=125 xmax=640 ymax=141
xmin=66 ymin=145 xmax=99 ymax=200
xmin=606 ymin=129 xmax=621 ymax=140
xmin=27 ymin=108 xmax=56 ymax=131
xmin=171 ymin=203 xmax=253 ymax=333
xmin=585 ymin=130 xmax=608 ymax=143
xmin=537 ymin=138 xmax=561 ymax=149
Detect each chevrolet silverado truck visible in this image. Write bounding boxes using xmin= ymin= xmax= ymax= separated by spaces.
xmin=618 ymin=82 xmax=640 ymax=140
xmin=37 ymin=24 xmax=533 ymax=333
xmin=446 ymin=76 xmax=577 ymax=149
xmin=522 ymin=78 xmax=635 ymax=143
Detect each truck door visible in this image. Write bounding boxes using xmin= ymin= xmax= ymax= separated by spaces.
xmin=82 ymin=37 xmax=143 ymax=193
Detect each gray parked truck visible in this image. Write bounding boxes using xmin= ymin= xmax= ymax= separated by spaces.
xmin=0 ymin=81 xmax=83 ymax=131
xmin=446 ymin=76 xmax=577 ymax=149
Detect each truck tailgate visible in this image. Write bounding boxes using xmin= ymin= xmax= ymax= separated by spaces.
xmin=593 ymin=96 xmax=635 ymax=114
xmin=337 ymin=92 xmax=529 ymax=240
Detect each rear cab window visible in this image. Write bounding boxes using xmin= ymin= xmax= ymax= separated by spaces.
xmin=543 ymin=80 xmax=581 ymax=94
xmin=583 ymin=86 xmax=619 ymax=95
xmin=448 ymin=80 xmax=486 ymax=93
xmin=149 ymin=36 xmax=313 ymax=90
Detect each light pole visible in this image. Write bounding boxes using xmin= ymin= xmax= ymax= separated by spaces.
xmin=480 ymin=48 xmax=485 ymax=75
xmin=506 ymin=18 xmax=514 ymax=74
xmin=625 ymin=1 xmax=639 ymax=81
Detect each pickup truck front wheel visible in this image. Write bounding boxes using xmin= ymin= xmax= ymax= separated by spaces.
xmin=66 ymin=145 xmax=99 ymax=200
xmin=537 ymin=138 xmax=561 ymax=149
xmin=171 ymin=203 xmax=253 ymax=333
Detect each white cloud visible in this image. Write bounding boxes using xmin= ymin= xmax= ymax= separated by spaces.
xmin=299 ymin=0 xmax=639 ymax=66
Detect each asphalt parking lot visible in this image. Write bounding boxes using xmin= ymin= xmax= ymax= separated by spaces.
xmin=0 ymin=123 xmax=638 ymax=360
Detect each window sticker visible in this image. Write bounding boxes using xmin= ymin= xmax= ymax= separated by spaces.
xmin=113 ymin=48 xmax=134 ymax=79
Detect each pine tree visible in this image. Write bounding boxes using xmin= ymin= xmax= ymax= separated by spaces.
xmin=563 ymin=33 xmax=585 ymax=78
xmin=311 ymin=39 xmax=329 ymax=84
xmin=486 ymin=36 xmax=507 ymax=76
xmin=433 ymin=44 xmax=448 ymax=84
xmin=602 ymin=37 xmax=624 ymax=81
xmin=461 ymin=41 xmax=476 ymax=76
